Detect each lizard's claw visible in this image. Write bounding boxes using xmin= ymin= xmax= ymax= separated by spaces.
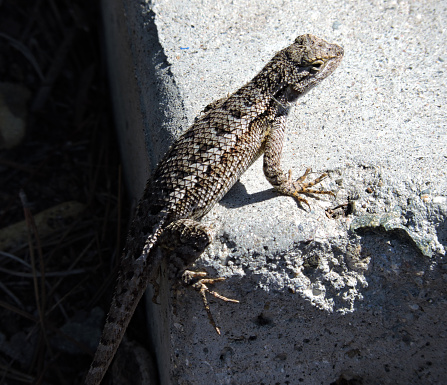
xmin=182 ymin=270 xmax=239 ymax=334
xmin=287 ymin=168 xmax=335 ymax=209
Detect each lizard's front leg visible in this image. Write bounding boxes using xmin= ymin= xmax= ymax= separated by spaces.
xmin=263 ymin=116 xmax=335 ymax=208
xmin=158 ymin=219 xmax=239 ymax=334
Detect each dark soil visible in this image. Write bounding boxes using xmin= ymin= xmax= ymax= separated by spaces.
xmin=0 ymin=1 xmax=128 ymax=383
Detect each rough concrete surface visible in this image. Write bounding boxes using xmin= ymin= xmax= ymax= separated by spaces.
xmin=101 ymin=0 xmax=446 ymax=384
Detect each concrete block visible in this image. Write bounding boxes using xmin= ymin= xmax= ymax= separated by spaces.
xmin=101 ymin=0 xmax=447 ymax=383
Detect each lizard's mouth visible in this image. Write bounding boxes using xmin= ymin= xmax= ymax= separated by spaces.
xmin=309 ymin=60 xmax=324 ymax=73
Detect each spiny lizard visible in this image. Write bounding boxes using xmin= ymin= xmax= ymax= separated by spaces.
xmin=85 ymin=34 xmax=343 ymax=384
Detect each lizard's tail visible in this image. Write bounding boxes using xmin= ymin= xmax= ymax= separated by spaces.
xmin=85 ymin=220 xmax=165 ymax=385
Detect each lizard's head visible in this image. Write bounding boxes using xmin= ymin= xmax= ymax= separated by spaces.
xmin=283 ymin=34 xmax=344 ymax=97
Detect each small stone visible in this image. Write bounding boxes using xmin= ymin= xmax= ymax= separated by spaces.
xmin=0 ymin=82 xmax=31 ymax=149
xmin=332 ymin=21 xmax=341 ymax=30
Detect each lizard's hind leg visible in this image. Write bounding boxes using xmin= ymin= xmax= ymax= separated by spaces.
xmin=159 ymin=219 xmax=239 ymax=334
xmin=182 ymin=271 xmax=239 ymax=335
xmin=159 ymin=218 xmax=214 ymax=268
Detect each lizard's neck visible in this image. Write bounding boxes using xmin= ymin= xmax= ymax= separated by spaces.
xmin=249 ymin=53 xmax=290 ymax=99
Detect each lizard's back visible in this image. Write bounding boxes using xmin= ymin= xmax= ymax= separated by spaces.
xmin=143 ymin=88 xmax=273 ymax=223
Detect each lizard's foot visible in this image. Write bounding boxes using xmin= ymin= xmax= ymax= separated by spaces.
xmin=279 ymin=167 xmax=335 ymax=209
xmin=182 ymin=270 xmax=239 ymax=334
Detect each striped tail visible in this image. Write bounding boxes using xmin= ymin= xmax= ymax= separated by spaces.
xmin=85 ymin=220 xmax=165 ymax=385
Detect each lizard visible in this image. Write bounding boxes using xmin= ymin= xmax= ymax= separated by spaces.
xmin=85 ymin=33 xmax=343 ymax=385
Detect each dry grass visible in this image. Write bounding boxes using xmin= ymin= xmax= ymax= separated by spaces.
xmin=0 ymin=0 xmax=128 ymax=383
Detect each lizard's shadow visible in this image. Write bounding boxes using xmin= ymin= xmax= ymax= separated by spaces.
xmin=220 ymin=180 xmax=329 ymax=210
xmin=219 ymin=180 xmax=282 ymax=209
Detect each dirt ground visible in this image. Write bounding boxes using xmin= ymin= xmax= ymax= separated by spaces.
xmin=0 ymin=1 xmax=133 ymax=383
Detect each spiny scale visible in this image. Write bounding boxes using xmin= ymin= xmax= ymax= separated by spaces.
xmin=85 ymin=34 xmax=343 ymax=384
